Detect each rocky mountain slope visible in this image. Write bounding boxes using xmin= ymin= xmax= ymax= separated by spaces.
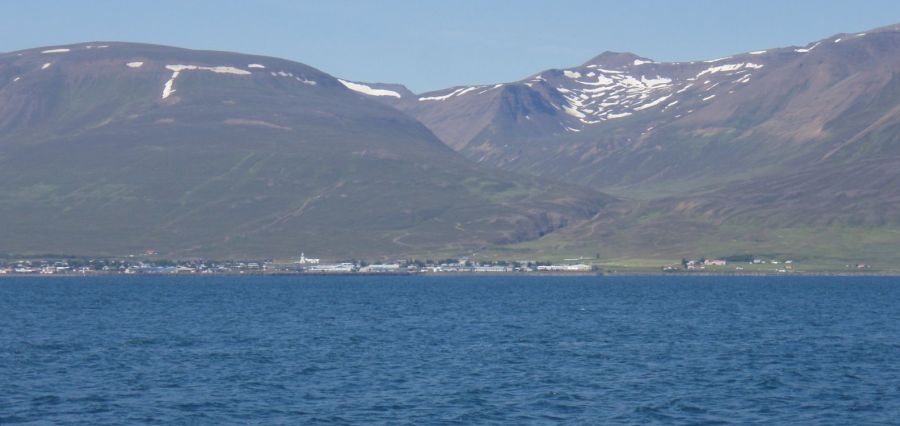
xmin=0 ymin=43 xmax=610 ymax=259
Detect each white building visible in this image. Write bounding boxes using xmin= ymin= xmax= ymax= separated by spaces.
xmin=473 ymin=265 xmax=511 ymax=273
xmin=536 ymin=264 xmax=592 ymax=272
xmin=359 ymin=264 xmax=401 ymax=273
xmin=298 ymin=252 xmax=320 ymax=265
xmin=308 ymin=263 xmax=354 ymax=273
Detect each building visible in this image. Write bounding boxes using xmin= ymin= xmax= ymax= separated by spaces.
xmin=298 ymin=252 xmax=320 ymax=265
xmin=307 ymin=263 xmax=355 ymax=273
xmin=359 ymin=264 xmax=401 ymax=273
xmin=536 ymin=264 xmax=592 ymax=272
xmin=684 ymin=259 xmax=704 ymax=270
xmin=473 ymin=265 xmax=511 ymax=273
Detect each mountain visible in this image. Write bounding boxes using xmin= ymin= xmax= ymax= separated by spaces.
xmin=355 ymin=25 xmax=900 ymax=190
xmin=0 ymin=42 xmax=610 ymax=259
xmin=349 ymin=23 xmax=900 ymax=264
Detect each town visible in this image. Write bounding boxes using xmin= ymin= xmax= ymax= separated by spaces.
xmin=0 ymin=252 xmax=596 ymax=276
xmin=0 ymin=252 xmax=878 ymax=276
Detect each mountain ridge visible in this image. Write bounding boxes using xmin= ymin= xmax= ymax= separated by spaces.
xmin=4 ymin=22 xmax=900 ymax=264
xmin=0 ymin=41 xmax=611 ymax=258
xmin=347 ymin=23 xmax=900 ymax=187
xmin=344 ymin=22 xmax=900 ymax=264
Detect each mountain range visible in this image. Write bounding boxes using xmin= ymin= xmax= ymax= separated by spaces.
xmin=0 ymin=43 xmax=607 ymax=259
xmin=2 ymin=22 xmax=900 ymax=264
xmin=347 ymin=23 xmax=900 ymax=265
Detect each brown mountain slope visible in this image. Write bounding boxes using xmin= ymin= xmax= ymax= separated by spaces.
xmin=354 ymin=24 xmax=900 ymax=194
xmin=0 ymin=42 xmax=611 ymax=259
xmin=348 ymin=23 xmax=900 ymax=264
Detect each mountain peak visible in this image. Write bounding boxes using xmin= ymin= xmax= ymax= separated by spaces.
xmin=581 ymin=51 xmax=650 ymax=68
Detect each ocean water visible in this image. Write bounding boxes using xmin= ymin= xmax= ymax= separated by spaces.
xmin=1 ymin=275 xmax=899 ymax=425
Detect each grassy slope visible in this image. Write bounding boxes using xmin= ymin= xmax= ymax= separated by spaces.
xmin=0 ymin=44 xmax=609 ymax=259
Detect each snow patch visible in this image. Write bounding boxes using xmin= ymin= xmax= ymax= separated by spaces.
xmin=633 ymin=59 xmax=654 ymax=66
xmin=456 ymin=86 xmax=478 ymax=97
xmin=794 ymin=42 xmax=821 ymax=53
xmin=634 ymin=94 xmax=671 ymax=111
xmin=749 ymin=50 xmax=766 ymax=55
xmin=563 ymin=105 xmax=586 ymax=119
xmin=576 ymin=74 xmax=615 ymax=86
xmin=563 ymin=70 xmax=582 ymax=79
xmin=702 ymin=94 xmax=716 ymax=101
xmin=162 ymin=72 xmax=179 ymax=99
xmin=704 ymin=56 xmax=732 ymax=63
xmin=338 ymin=79 xmax=401 ymax=97
xmin=640 ymin=75 xmax=672 ymax=88
xmin=676 ymin=83 xmax=694 ymax=94
xmin=165 ymin=64 xmax=251 ymax=75
xmin=607 ymin=112 xmax=632 ymax=119
xmin=418 ymin=87 xmax=478 ymax=101
xmin=126 ymin=62 xmax=144 ymax=68
xmin=834 ymin=38 xmax=842 ymax=43
xmin=247 ymin=64 xmax=266 ymax=69
xmin=41 ymin=48 xmax=70 ymax=54
xmin=161 ymin=64 xmax=252 ymax=99
xmin=41 ymin=63 xmax=51 ymax=70
xmin=477 ymin=84 xmax=503 ymax=95
xmin=697 ymin=62 xmax=762 ymax=77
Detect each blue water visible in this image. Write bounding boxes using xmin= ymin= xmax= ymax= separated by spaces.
xmin=2 ymin=276 xmax=900 ymax=424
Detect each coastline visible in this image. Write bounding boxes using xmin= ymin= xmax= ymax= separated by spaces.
xmin=2 ymin=271 xmax=899 ymax=278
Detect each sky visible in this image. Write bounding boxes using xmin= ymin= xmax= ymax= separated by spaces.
xmin=2 ymin=0 xmax=900 ymax=93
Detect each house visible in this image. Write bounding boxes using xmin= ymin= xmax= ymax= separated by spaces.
xmin=684 ymin=260 xmax=704 ymax=270
xmin=704 ymin=259 xmax=727 ymax=266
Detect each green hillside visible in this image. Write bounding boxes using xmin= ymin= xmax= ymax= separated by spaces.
xmin=0 ymin=43 xmax=609 ymax=259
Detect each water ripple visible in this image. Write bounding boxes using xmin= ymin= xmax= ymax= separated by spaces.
xmin=1 ymin=275 xmax=899 ymax=424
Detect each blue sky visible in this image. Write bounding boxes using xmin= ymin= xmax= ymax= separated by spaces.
xmin=2 ymin=1 xmax=899 ymax=92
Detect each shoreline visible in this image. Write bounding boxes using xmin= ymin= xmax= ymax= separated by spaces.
xmin=1 ymin=271 xmax=899 ymax=278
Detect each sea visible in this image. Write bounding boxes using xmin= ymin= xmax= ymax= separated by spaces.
xmin=1 ymin=275 xmax=899 ymax=425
